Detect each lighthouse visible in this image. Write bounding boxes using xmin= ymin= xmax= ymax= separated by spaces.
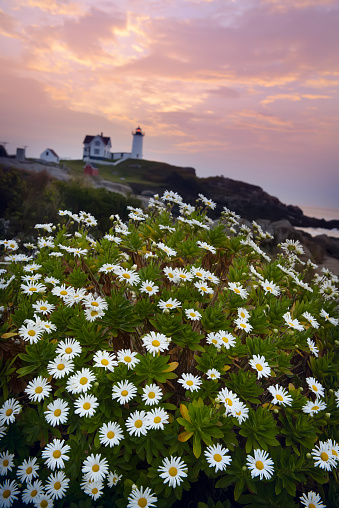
xmin=131 ymin=126 xmax=144 ymax=159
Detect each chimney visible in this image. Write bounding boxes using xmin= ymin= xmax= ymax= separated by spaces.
xmin=101 ymin=132 xmax=103 ymax=137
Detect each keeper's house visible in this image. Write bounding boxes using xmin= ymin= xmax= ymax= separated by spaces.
xmin=82 ymin=127 xmax=144 ymax=163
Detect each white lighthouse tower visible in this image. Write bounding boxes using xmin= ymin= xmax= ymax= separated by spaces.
xmin=131 ymin=126 xmax=144 ymax=159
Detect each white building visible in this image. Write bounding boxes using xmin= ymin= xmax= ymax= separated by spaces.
xmin=83 ymin=127 xmax=144 ymax=163
xmin=40 ymin=148 xmax=60 ymax=163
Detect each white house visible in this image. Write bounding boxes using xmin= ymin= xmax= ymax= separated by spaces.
xmin=83 ymin=127 xmax=144 ymax=163
xmin=40 ymin=148 xmax=60 ymax=163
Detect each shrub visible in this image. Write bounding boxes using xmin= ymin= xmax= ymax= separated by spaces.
xmin=0 ymin=192 xmax=338 ymax=508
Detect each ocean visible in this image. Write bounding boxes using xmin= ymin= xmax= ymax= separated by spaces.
xmin=296 ymin=206 xmax=339 ymax=239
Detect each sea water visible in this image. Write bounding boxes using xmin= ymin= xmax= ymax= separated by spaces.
xmin=296 ymin=206 xmax=339 ymax=238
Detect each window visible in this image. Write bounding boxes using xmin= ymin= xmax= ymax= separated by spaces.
xmin=94 ymin=149 xmax=100 ymax=155
xmin=95 ymin=141 xmax=100 ymax=146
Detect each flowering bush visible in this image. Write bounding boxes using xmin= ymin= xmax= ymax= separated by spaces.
xmin=0 ymin=192 xmax=338 ymax=508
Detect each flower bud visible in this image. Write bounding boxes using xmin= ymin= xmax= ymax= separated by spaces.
xmin=94 ymin=382 xmax=99 ymax=387
xmin=132 ymin=264 xmax=137 ymax=270
xmin=273 ymin=329 xmax=278 ymax=334
xmin=242 ymin=466 xmax=247 ymax=471
xmin=325 ymin=413 xmax=331 ymax=419
xmin=306 ymin=453 xmax=311 ymax=459
xmin=274 ymin=409 xmax=279 ymax=414
xmin=132 ymin=484 xmax=137 ymax=490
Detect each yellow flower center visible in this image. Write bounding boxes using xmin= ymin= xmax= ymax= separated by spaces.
xmin=152 ymin=340 xmax=160 ymax=347
xmin=80 ymin=377 xmax=88 ymax=385
xmin=212 ymin=339 xmax=218 ymax=344
xmin=65 ymin=347 xmax=72 ymax=354
xmin=148 ymin=392 xmax=155 ymax=399
xmin=221 ymin=336 xmax=228 ymax=343
xmin=40 ymin=306 xmax=47 ymax=311
xmin=54 ymin=409 xmax=61 ymax=417
xmin=57 ymin=363 xmax=65 ymax=370
xmin=186 ymin=380 xmax=194 ymax=386
xmin=135 ymin=420 xmax=143 ymax=428
xmin=92 ymin=488 xmax=98 ymax=495
xmin=256 ymin=363 xmax=263 ymax=371
xmin=266 ymin=286 xmax=272 ymax=292
xmin=255 ymin=460 xmax=264 ymax=470
xmin=31 ymin=490 xmax=37 ymax=497
xmin=166 ymin=303 xmax=173 ymax=308
xmin=168 ymin=273 xmax=174 ymax=278
xmin=121 ymin=390 xmax=128 ymax=397
xmin=60 ymin=290 xmax=68 ymax=295
xmin=92 ymin=464 xmax=99 ymax=472
xmin=225 ymin=398 xmax=233 ymax=406
xmin=179 ymin=274 xmax=186 ymax=279
xmin=276 ymin=394 xmax=283 ymax=401
xmin=91 ymin=311 xmax=98 ymax=316
xmin=146 ymin=286 xmax=153 ymax=292
xmin=35 ymin=386 xmax=43 ymax=394
xmin=107 ymin=431 xmax=115 ymax=439
xmin=214 ymin=454 xmax=222 ymax=462
xmin=26 ymin=466 xmax=33 ymax=474
xmin=3 ymin=460 xmax=9 ymax=467
xmin=54 ymin=481 xmax=61 ymax=490
xmin=122 ymin=273 xmax=130 ymax=279
xmin=196 ymin=272 xmax=202 ymax=277
xmin=169 ymin=467 xmax=178 ymax=477
xmin=28 ymin=330 xmax=36 ymax=336
xmin=53 ymin=450 xmax=61 ymax=458
xmin=234 ymin=288 xmax=240 ymax=294
xmin=211 ymin=374 xmax=215 ymax=378
xmin=101 ymin=359 xmax=109 ymax=366
xmin=5 ymin=409 xmax=12 ymax=416
xmin=309 ymin=504 xmax=316 ymax=508
xmin=311 ymin=406 xmax=319 ymax=411
xmin=91 ymin=302 xmax=99 ymax=307
xmin=332 ymin=449 xmax=338 ymax=457
xmin=312 ymin=385 xmax=318 ymax=391
xmin=41 ymin=501 xmax=48 ymax=508
xmin=138 ymin=498 xmax=147 ymax=508
xmin=29 ymin=287 xmax=37 ymax=292
xmin=240 ymin=312 xmax=245 ymax=318
xmin=320 ymin=452 xmax=329 ymax=461
xmin=3 ymin=490 xmax=10 ymax=499
xmin=124 ymin=356 xmax=131 ymax=363
xmin=190 ymin=312 xmax=196 ymax=317
xmin=83 ymin=402 xmax=91 ymax=410
xmin=154 ymin=416 xmax=161 ymax=423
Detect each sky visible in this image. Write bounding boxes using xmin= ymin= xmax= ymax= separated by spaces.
xmin=0 ymin=0 xmax=338 ymax=210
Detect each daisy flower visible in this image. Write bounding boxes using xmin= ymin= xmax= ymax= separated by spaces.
xmin=237 ymin=307 xmax=250 ymax=321
xmin=178 ymin=373 xmax=202 ymax=392
xmin=140 ymin=280 xmax=159 ymax=296
xmin=303 ymin=312 xmax=320 ymax=329
xmin=246 ymin=449 xmax=274 ymax=480
xmin=204 ymin=444 xmax=232 ymax=472
xmin=157 ymin=298 xmax=181 ymax=312
xmin=326 ymin=439 xmax=339 ymax=462
xmin=127 ymin=486 xmax=157 ymax=508
xmin=32 ymin=300 xmax=55 ymax=315
xmin=194 ymin=281 xmax=213 ymax=295
xmin=302 ymin=400 xmax=327 ymax=416
xmin=0 ymin=399 xmax=22 ymax=425
xmin=163 ymin=266 xmax=177 ymax=282
xmin=206 ymin=369 xmax=221 ymax=380
xmin=142 ymin=332 xmax=170 ymax=356
xmin=51 ymin=284 xmax=73 ymax=299
xmin=47 ymin=356 xmax=74 ymax=379
xmin=0 ymin=451 xmax=14 ymax=476
xmin=112 ymin=381 xmax=138 ymax=405
xmin=234 ymin=317 xmax=253 ymax=333
xmin=0 ymin=480 xmax=19 ymax=507
xmin=84 ymin=307 xmax=105 ymax=322
xmin=126 ymin=410 xmax=150 ymax=437
xmin=21 ymin=480 xmax=44 ymax=505
xmin=228 ymin=282 xmax=249 ymax=299
xmin=196 ymin=241 xmax=216 ymax=254
xmin=98 ymin=263 xmax=120 ymax=273
xmin=63 ymin=288 xmax=87 ymax=307
xmin=142 ymin=384 xmax=163 ymax=406
xmin=217 ymin=331 xmax=236 ymax=348
xmin=233 ymin=402 xmax=250 ymax=424
xmin=146 ymin=408 xmax=169 ymax=430
xmin=18 ymin=322 xmax=44 ymax=345
xmin=158 ymin=456 xmax=187 ymax=488
xmin=306 ymin=377 xmax=325 ymax=398
xmin=205 ymin=271 xmax=220 ymax=284
xmin=300 ymin=491 xmax=326 ymax=508
xmin=249 ymin=355 xmax=271 ymax=379
xmin=99 ymin=422 xmax=124 ymax=447
xmin=185 ymin=308 xmax=202 ymax=321
xmin=41 ymin=439 xmax=70 ymax=470
xmin=116 ymin=349 xmax=140 ymax=370
xmin=24 ymin=376 xmax=52 ymax=402
xmin=74 ymin=394 xmax=99 ymax=418
xmin=55 ymin=338 xmax=82 ymax=359
xmin=34 ymin=317 xmax=56 ymax=334
xmin=156 ymin=242 xmax=177 ymax=257
xmin=307 ymin=338 xmax=319 ymax=357
xmin=206 ymin=332 xmax=221 ymax=348
xmin=45 ymin=399 xmax=69 ymax=426
xmin=190 ymin=267 xmax=207 ymax=279
xmin=16 ymin=457 xmax=39 ymax=483
xmin=198 ymin=194 xmax=216 ymax=209
xmin=66 ymin=368 xmax=96 ymax=394
xmin=20 ymin=282 xmax=46 ymax=295
xmin=174 ymin=268 xmax=194 ymax=282
xmin=93 ymin=351 xmax=117 ymax=371
xmin=0 ymin=427 xmax=7 ymax=439
xmin=267 ymin=385 xmax=292 ymax=406
xmin=282 ymin=312 xmax=304 ymax=332
xmin=320 ymin=309 xmax=338 ymax=326
xmin=260 ymin=279 xmax=280 ymax=296
xmin=115 ymin=267 xmax=140 ymax=285
xmin=83 ymin=480 xmax=104 ymax=500
xmin=45 ymin=471 xmax=69 ymax=500
xmin=34 ymin=493 xmax=54 ymax=508
xmin=311 ymin=441 xmax=336 ymax=471
xmin=82 ymin=294 xmax=108 ymax=311
xmin=218 ymin=388 xmax=240 ymax=416
xmin=82 ymin=454 xmax=109 ymax=482
xmin=107 ymin=471 xmax=122 ymax=487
